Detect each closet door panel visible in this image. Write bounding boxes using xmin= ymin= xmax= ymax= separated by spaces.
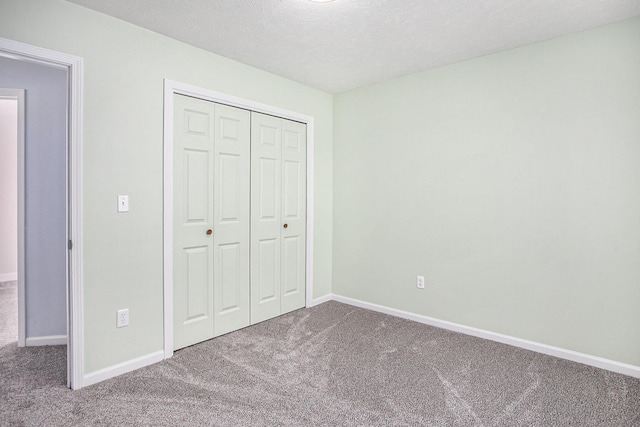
xmin=173 ymin=94 xmax=215 ymax=350
xmin=280 ymin=119 xmax=306 ymax=314
xmin=175 ymin=99 xmax=307 ymax=342
xmin=213 ymin=104 xmax=251 ymax=336
xmin=250 ymin=112 xmax=282 ymax=324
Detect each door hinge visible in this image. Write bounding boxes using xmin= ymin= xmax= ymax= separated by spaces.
xmin=68 ymin=240 xmax=73 ymax=250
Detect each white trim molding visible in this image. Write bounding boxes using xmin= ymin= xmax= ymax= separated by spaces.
xmin=83 ymin=351 xmax=164 ymax=387
xmin=25 ymin=335 xmax=68 ymax=347
xmin=16 ymin=86 xmax=25 ymax=349
xmin=331 ymin=294 xmax=640 ymax=379
xmin=0 ymin=273 xmax=18 ymax=282
xmin=309 ymin=294 xmax=332 ymax=307
xmin=0 ymin=37 xmax=84 ymax=390
xmin=163 ymin=79 xmax=315 ymax=359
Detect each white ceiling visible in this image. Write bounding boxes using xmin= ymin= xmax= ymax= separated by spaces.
xmin=67 ymin=0 xmax=640 ymax=93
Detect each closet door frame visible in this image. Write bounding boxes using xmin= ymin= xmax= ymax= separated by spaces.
xmin=162 ymin=79 xmax=315 ymax=359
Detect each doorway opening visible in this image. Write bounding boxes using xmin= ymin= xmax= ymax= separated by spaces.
xmin=0 ymin=90 xmax=24 ymax=349
xmin=0 ymin=37 xmax=84 ymax=389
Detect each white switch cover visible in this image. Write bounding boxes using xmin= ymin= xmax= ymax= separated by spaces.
xmin=117 ymin=195 xmax=129 ymax=213
xmin=116 ymin=309 xmax=129 ymax=328
xmin=417 ymin=276 xmax=425 ymax=289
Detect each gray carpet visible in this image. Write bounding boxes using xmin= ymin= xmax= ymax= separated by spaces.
xmin=1 ymin=281 xmax=639 ymax=426
xmin=0 ymin=281 xmax=18 ymax=346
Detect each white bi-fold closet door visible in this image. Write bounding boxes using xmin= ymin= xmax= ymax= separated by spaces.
xmin=250 ymin=112 xmax=307 ymax=324
xmin=172 ymin=95 xmax=251 ymax=350
xmin=173 ymin=94 xmax=306 ymax=351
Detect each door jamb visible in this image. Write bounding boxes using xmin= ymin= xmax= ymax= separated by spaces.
xmin=0 ymin=88 xmax=25 ymax=347
xmin=162 ymin=79 xmax=315 ymax=359
xmin=0 ymin=37 xmax=84 ymax=390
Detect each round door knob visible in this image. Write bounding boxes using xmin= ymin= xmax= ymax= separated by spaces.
xmin=206 ymin=229 xmax=213 ymax=235
xmin=283 ymin=223 xmax=288 ymax=229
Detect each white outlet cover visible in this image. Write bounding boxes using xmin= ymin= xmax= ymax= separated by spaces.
xmin=417 ymin=276 xmax=425 ymax=289
xmin=116 ymin=308 xmax=129 ymax=328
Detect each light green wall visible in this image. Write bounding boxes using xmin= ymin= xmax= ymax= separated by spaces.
xmin=0 ymin=0 xmax=333 ymax=373
xmin=333 ymin=17 xmax=640 ymax=366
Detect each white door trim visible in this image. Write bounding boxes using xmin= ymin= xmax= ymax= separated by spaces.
xmin=0 ymin=37 xmax=84 ymax=390
xmin=0 ymin=88 xmax=25 ymax=347
xmin=163 ymin=79 xmax=315 ymax=358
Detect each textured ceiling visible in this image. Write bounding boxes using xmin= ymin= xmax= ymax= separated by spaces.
xmin=67 ymin=0 xmax=640 ymax=93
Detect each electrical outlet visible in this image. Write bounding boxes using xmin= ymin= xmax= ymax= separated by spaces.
xmin=417 ymin=276 xmax=425 ymax=289
xmin=116 ymin=309 xmax=129 ymax=328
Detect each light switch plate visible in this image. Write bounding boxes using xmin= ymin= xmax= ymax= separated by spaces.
xmin=117 ymin=195 xmax=129 ymax=213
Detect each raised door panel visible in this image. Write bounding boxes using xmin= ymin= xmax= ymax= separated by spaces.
xmin=173 ymin=94 xmax=215 ymax=350
xmin=282 ymin=236 xmax=300 ymax=296
xmin=219 ymin=154 xmax=239 ymax=222
xmin=183 ymin=150 xmax=208 ymax=223
xmin=218 ymin=243 xmax=240 ymax=312
xmin=257 ymin=238 xmax=278 ymax=302
xmin=213 ymin=104 xmax=250 ymax=336
xmin=184 ymin=246 xmax=210 ymax=320
xmin=259 ymin=158 xmax=278 ymax=220
xmin=250 ymin=112 xmax=282 ymax=324
xmin=280 ymin=119 xmax=306 ymax=314
xmin=282 ymin=160 xmax=301 ymax=220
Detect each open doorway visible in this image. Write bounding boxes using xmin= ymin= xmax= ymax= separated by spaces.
xmin=0 ymin=90 xmax=23 ymax=348
xmin=0 ymin=56 xmax=67 ymax=388
xmin=0 ymin=37 xmax=83 ymax=389
xmin=0 ymin=104 xmax=67 ymax=380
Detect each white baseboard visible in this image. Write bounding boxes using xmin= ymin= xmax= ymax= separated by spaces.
xmin=83 ymin=350 xmax=165 ymax=388
xmin=79 ymin=294 xmax=639 ymax=388
xmin=25 ymin=335 xmax=67 ymax=346
xmin=331 ymin=294 xmax=640 ymax=379
xmin=0 ymin=272 xmax=17 ymax=282
xmin=309 ymin=294 xmax=333 ymax=307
